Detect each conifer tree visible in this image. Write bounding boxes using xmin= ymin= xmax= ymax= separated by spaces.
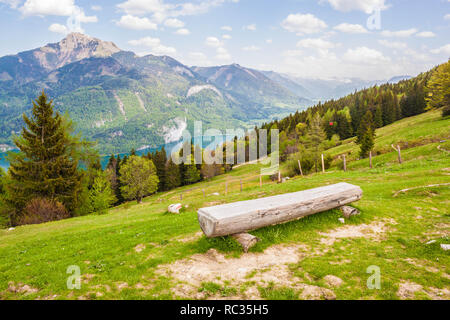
xmin=357 ymin=111 xmax=376 ymax=158
xmin=6 ymin=91 xmax=83 ymax=223
xmin=165 ymin=158 xmax=181 ymax=189
xmin=153 ymin=147 xmax=167 ymax=191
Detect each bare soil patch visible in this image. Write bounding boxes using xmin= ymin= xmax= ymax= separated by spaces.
xmin=319 ymin=220 xmax=392 ymax=246
xmin=156 ymin=244 xmax=336 ymax=299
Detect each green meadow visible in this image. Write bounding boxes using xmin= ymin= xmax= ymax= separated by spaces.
xmin=0 ymin=110 xmax=449 ymax=300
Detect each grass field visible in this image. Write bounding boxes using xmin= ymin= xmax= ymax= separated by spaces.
xmin=0 ymin=110 xmax=449 ymax=300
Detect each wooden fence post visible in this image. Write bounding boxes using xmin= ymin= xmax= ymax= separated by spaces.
xmin=397 ymin=145 xmax=402 ymax=164
xmin=321 ymin=154 xmax=325 ymax=173
xmin=343 ymin=154 xmax=347 ymax=172
xmin=298 ymin=159 xmax=303 ymax=176
xmin=369 ymin=151 xmax=373 ymax=169
xmin=259 ymin=175 xmax=262 ymax=187
xmin=180 ymin=193 xmax=183 ymax=201
xmin=278 ymin=171 xmax=281 ymax=183
xmin=240 ymin=179 xmax=243 ymax=192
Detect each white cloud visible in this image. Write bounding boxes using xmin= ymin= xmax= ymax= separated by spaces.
xmin=333 ymin=23 xmax=368 ymax=34
xmin=205 ymin=36 xmax=223 ymax=48
xmin=19 ymin=0 xmax=97 ymax=33
xmin=266 ymin=39 xmax=273 ymax=44
xmin=244 ymin=24 xmax=256 ymax=31
xmin=324 ymin=0 xmax=388 ymax=14
xmin=0 ymin=0 xmax=21 ymax=8
xmin=343 ymin=46 xmax=390 ymax=64
xmin=91 ymin=5 xmax=102 ymax=11
xmin=48 ymin=23 xmax=69 ymax=34
xmin=116 ymin=0 xmax=237 ymax=23
xmin=221 ymin=25 xmax=232 ymax=31
xmin=242 ymin=45 xmax=261 ymax=52
xmin=281 ymin=13 xmax=327 ymax=35
xmin=416 ymin=31 xmax=436 ymax=38
xmin=116 ymin=0 xmax=170 ymax=16
xmin=20 ymin=0 xmax=76 ymax=16
xmin=296 ymin=38 xmax=337 ymax=50
xmin=174 ymin=28 xmax=190 ymax=35
xmin=116 ymin=14 xmax=157 ymax=30
xmin=216 ymin=46 xmax=231 ymax=61
xmin=378 ymin=39 xmax=407 ymax=49
xmin=380 ymin=28 xmax=417 ymax=37
xmin=164 ymin=18 xmax=184 ymax=28
xmin=188 ymin=51 xmax=211 ymax=66
xmin=128 ymin=36 xmax=176 ymax=55
xmin=222 ymin=34 xmax=232 ymax=39
xmin=431 ymin=44 xmax=450 ymax=55
xmin=445 ymin=14 xmax=450 ymax=20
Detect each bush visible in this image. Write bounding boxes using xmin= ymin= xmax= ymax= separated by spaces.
xmin=284 ymin=153 xmax=315 ymax=177
xmin=442 ymin=105 xmax=450 ymax=117
xmin=18 ymin=198 xmax=70 ymax=226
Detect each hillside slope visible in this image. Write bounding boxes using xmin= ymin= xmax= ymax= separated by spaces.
xmin=0 ymin=110 xmax=448 ymax=300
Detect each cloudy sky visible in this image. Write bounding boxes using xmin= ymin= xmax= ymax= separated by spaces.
xmin=0 ymin=0 xmax=449 ymax=80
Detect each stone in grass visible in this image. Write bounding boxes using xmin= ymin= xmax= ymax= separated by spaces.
xmin=340 ymin=206 xmax=360 ymax=219
xmin=168 ymin=203 xmax=183 ymax=214
xmin=338 ymin=218 xmax=345 ymax=224
xmin=441 ymin=244 xmax=450 ymax=251
xmin=324 ymin=275 xmax=343 ymax=287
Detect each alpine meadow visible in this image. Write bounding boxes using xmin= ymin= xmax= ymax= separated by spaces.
xmin=0 ymin=0 xmax=448 ymax=307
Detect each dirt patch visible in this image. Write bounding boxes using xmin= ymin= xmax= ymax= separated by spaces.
xmin=177 ymin=232 xmax=204 ymax=243
xmin=403 ymin=258 xmax=441 ymax=273
xmin=134 ymin=244 xmax=146 ymax=253
xmin=115 ymin=282 xmax=129 ymax=291
xmin=157 ymin=244 xmax=328 ymax=299
xmin=8 ymin=282 xmax=38 ymax=295
xmin=397 ymin=281 xmax=450 ymax=300
xmin=319 ymin=220 xmax=391 ymax=246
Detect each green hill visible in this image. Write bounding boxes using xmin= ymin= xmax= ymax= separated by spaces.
xmin=0 ymin=110 xmax=449 ymax=300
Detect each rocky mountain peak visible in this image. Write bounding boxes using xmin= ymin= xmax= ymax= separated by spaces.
xmin=35 ymin=33 xmax=121 ymax=70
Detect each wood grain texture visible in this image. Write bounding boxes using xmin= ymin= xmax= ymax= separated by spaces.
xmin=198 ymin=182 xmax=363 ymax=237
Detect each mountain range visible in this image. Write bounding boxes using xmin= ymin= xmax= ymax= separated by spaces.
xmin=0 ymin=33 xmax=410 ymax=154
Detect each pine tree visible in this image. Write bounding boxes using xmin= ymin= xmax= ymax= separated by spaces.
xmin=89 ymin=172 xmax=117 ymax=214
xmin=153 ymin=147 xmax=167 ymax=191
xmin=357 ymin=111 xmax=376 ymax=158
xmin=426 ymin=60 xmax=450 ymax=117
xmin=304 ymin=113 xmax=326 ymax=172
xmin=165 ymin=158 xmax=181 ymax=189
xmin=6 ymin=91 xmax=83 ymax=223
xmin=374 ymin=106 xmax=383 ymax=128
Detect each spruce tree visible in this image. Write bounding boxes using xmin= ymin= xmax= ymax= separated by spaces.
xmin=153 ymin=147 xmax=167 ymax=191
xmin=6 ymin=91 xmax=83 ymax=223
xmin=165 ymin=158 xmax=181 ymax=190
xmin=357 ymin=111 xmax=376 ymax=158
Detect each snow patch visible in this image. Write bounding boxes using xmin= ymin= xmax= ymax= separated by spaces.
xmin=187 ymin=85 xmax=222 ymax=98
xmin=160 ymin=118 xmax=187 ymax=143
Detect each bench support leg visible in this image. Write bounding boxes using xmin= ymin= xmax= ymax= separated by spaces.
xmin=340 ymin=206 xmax=360 ymax=218
xmin=232 ymin=233 xmax=260 ymax=253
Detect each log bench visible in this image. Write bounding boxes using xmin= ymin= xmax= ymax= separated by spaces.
xmin=197 ymin=183 xmax=362 ymax=250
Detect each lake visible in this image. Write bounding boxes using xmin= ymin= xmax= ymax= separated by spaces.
xmin=0 ymin=134 xmax=235 ymax=170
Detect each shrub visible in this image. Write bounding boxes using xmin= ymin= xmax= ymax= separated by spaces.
xmin=442 ymin=105 xmax=450 ymax=117
xmin=18 ymin=198 xmax=70 ymax=226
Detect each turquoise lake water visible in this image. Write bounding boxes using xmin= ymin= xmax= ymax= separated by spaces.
xmin=0 ymin=135 xmax=234 ymax=170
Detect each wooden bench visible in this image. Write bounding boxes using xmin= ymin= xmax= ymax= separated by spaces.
xmin=197 ymin=183 xmax=362 ymax=246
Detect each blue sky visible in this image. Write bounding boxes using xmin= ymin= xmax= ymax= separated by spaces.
xmin=0 ymin=0 xmax=449 ymax=80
